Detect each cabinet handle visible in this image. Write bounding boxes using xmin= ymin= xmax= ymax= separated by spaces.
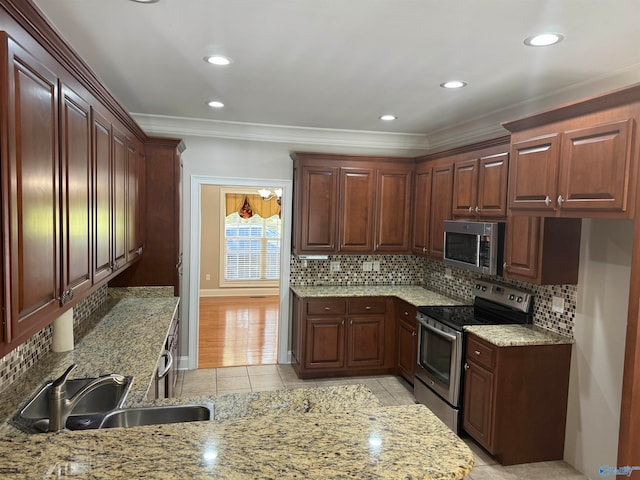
xmin=137 ymin=246 xmax=143 ymax=256
xmin=464 ymin=362 xmax=470 ymax=371
xmin=350 ymin=320 xmax=353 ymax=325
xmin=503 ymin=261 xmax=508 ymax=270
xmin=411 ymin=331 xmax=417 ymax=337
xmin=324 ymin=307 xmax=331 ymax=311
xmin=341 ymin=320 xmax=345 ymax=325
xmin=468 ymin=206 xmax=473 ymax=213
xmin=557 ymin=195 xmax=564 ymax=206
xmin=404 ymin=311 xmax=409 ymax=317
xmin=544 ymin=195 xmax=552 ymax=207
xmin=365 ymin=306 xmax=372 ymax=310
xmin=475 ymin=206 xmax=479 ymax=214
xmin=474 ymin=350 xmax=481 ymax=356
xmin=422 ymin=247 xmax=428 ymax=254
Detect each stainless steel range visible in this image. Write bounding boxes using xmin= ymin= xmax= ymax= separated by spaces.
xmin=414 ymin=280 xmax=533 ymax=433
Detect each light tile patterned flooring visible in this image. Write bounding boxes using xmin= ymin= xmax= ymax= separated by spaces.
xmin=179 ymin=365 xmax=587 ymax=480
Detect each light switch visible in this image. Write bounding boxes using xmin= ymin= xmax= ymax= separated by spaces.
xmin=330 ymin=261 xmax=341 ymax=272
xmin=372 ymin=261 xmax=380 ymax=272
xmin=363 ymin=262 xmax=373 ymax=271
xmin=205 ymin=273 xmax=211 ymax=281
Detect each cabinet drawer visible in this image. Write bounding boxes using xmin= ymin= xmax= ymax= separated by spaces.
xmin=306 ymin=299 xmax=347 ymax=315
xmin=348 ymin=298 xmax=386 ymax=314
xmin=397 ymin=301 xmax=417 ymax=324
xmin=466 ymin=335 xmax=496 ymax=370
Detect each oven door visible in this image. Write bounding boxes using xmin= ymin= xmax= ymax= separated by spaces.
xmin=415 ymin=314 xmax=463 ymax=407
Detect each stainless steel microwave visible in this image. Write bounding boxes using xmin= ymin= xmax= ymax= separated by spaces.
xmin=443 ymin=220 xmax=504 ymax=275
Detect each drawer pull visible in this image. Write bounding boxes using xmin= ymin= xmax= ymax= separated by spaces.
xmin=324 ymin=307 xmax=331 ymax=311
xmin=365 ymin=306 xmax=372 ymax=310
xmin=474 ymin=350 xmax=481 ymax=356
xmin=404 ymin=311 xmax=409 ymax=316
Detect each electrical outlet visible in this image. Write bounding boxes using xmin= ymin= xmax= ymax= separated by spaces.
xmin=372 ymin=261 xmax=380 ymax=272
xmin=330 ymin=261 xmax=341 ymax=272
xmin=205 ymin=273 xmax=211 ymax=281
xmin=363 ymin=261 xmax=373 ymax=271
xmin=552 ymin=296 xmax=565 ymax=313
xmin=444 ymin=267 xmax=453 ymax=279
xmin=302 ymin=260 xmax=308 ymax=268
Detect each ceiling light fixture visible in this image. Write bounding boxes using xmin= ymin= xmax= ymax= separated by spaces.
xmin=204 ymin=55 xmax=232 ymax=66
xmin=440 ymin=80 xmax=467 ymax=89
xmin=208 ymin=100 xmax=224 ymax=108
xmin=379 ymin=114 xmax=397 ymax=121
xmin=524 ymin=33 xmax=564 ymax=47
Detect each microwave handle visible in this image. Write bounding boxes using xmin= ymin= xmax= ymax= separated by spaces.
xmin=476 ymin=234 xmax=481 ymax=266
xmin=417 ymin=316 xmax=457 ymax=342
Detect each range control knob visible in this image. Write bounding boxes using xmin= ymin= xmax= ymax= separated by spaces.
xmin=475 ymin=284 xmax=481 ymax=290
xmin=509 ymin=294 xmax=515 ymax=301
xmin=481 ymin=286 xmax=487 ymax=292
xmin=517 ymin=296 xmax=523 ymax=303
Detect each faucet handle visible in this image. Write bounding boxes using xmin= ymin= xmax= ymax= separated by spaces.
xmin=51 ymin=364 xmax=77 ymax=391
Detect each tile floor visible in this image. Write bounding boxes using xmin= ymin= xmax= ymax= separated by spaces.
xmin=179 ymin=365 xmax=587 ymax=480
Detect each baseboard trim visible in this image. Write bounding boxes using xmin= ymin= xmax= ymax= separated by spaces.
xmin=199 ymin=288 xmax=279 ymax=297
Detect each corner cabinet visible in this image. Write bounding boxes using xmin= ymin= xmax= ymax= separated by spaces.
xmin=290 ymin=291 xmax=395 ymax=379
xmin=463 ymin=333 xmax=572 ymax=465
xmin=291 ymin=153 xmax=414 ymax=255
xmin=504 ymin=87 xmax=640 ymax=218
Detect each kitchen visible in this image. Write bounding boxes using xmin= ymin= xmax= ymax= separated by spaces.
xmin=0 ymin=0 xmax=639 ymax=478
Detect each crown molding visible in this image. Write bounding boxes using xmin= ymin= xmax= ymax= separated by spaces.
xmin=131 ymin=113 xmax=431 ymax=154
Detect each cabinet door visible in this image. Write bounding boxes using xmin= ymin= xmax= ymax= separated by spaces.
xmin=2 ymin=36 xmax=60 ymax=343
xmin=503 ymin=215 xmax=539 ymax=281
xmin=452 ymin=159 xmax=478 ymax=217
xmin=411 ymin=168 xmax=432 ymax=256
xmin=375 ymin=169 xmax=412 ymax=252
xmin=60 ymin=82 xmax=92 ymax=301
xmin=297 ymin=165 xmax=338 ymax=253
xmin=347 ymin=315 xmax=385 ymax=367
xmin=397 ymin=318 xmax=417 ymax=383
xmin=112 ymin=125 xmax=127 ymax=270
xmin=463 ymin=360 xmax=495 ymax=451
xmin=558 ymin=119 xmax=634 ymax=212
xmin=477 ymin=151 xmax=509 ymax=217
xmin=508 ymin=134 xmax=559 ymax=212
xmin=305 ymin=317 xmax=345 ymax=369
xmin=339 ymin=167 xmax=375 ymax=252
xmin=125 ymin=138 xmax=144 ymax=263
xmin=429 ymin=163 xmax=453 ymax=259
xmin=92 ymin=108 xmax=113 ymax=283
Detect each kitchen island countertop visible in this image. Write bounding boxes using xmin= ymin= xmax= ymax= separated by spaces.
xmin=0 ymin=288 xmax=474 ymax=479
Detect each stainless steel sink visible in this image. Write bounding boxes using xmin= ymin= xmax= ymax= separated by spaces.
xmin=11 ymin=375 xmax=133 ymax=433
xmin=99 ymin=404 xmax=213 ymax=429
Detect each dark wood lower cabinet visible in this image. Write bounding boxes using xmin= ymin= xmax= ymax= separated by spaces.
xmin=396 ymin=300 xmax=417 ymax=384
xmin=463 ymin=333 xmax=572 ymax=465
xmin=291 ymin=292 xmax=395 ymax=379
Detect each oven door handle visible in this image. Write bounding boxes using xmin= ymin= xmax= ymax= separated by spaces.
xmin=417 ymin=317 xmax=457 ymax=342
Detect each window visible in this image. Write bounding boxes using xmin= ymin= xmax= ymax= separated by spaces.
xmin=223 ymin=212 xmax=281 ymax=284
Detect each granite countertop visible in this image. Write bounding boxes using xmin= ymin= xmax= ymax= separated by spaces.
xmin=465 ymin=324 xmax=575 ymax=347
xmin=290 ymin=285 xmax=463 ymax=307
xmin=0 ymin=287 xmax=474 ymax=479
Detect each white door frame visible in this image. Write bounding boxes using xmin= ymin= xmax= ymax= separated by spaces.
xmin=188 ymin=175 xmax=293 ymax=369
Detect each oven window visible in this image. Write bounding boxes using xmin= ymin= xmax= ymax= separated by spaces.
xmin=445 ymin=232 xmax=478 ymax=264
xmin=419 ymin=327 xmax=452 ymax=386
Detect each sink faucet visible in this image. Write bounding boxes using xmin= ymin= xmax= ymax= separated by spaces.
xmin=48 ymin=364 xmax=127 ymax=432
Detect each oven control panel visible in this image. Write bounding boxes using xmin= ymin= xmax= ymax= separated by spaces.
xmin=473 ymin=280 xmax=532 ymax=313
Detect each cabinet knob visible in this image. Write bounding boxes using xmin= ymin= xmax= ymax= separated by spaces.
xmin=324 ymin=307 xmax=331 ymax=311
xmin=503 ymin=261 xmax=508 ymax=269
xmin=544 ymin=195 xmax=552 ymax=207
xmin=404 ymin=311 xmax=409 ymax=316
xmin=422 ymin=247 xmax=428 ymax=254
xmin=557 ymin=195 xmax=565 ymax=206
xmin=412 ymin=331 xmax=417 ymax=337
xmin=468 ymin=206 xmax=473 ymax=213
xmin=464 ymin=362 xmax=470 ymax=371
xmin=365 ymin=306 xmax=372 ymax=310
xmin=137 ymin=246 xmax=143 ymax=256
xmin=475 ymin=206 xmax=479 ymax=214
xmin=474 ymin=350 xmax=481 ymax=356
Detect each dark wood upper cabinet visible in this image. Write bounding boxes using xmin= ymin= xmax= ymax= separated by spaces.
xmin=504 ymin=95 xmax=639 ymax=218
xmin=339 ymin=167 xmax=375 ymax=252
xmin=429 ymin=162 xmax=454 ymax=259
xmin=375 ymin=169 xmax=413 ymax=252
xmin=125 ymin=137 xmax=145 ymax=264
xmin=291 ymin=153 xmax=413 ymax=255
xmin=112 ymin=124 xmax=128 ymax=270
xmin=60 ymin=82 xmax=92 ymax=302
xmin=1 ymin=34 xmax=61 ymax=346
xmin=411 ymin=166 xmax=432 ymax=256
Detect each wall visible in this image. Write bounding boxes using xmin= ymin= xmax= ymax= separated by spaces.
xmin=200 ymin=185 xmax=222 ymax=291
xmin=564 ymin=219 xmax=632 ymax=477
xmin=0 ymin=286 xmax=108 ymax=395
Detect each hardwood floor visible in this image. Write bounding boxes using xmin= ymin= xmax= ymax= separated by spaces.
xmin=198 ymin=296 xmax=279 ymax=368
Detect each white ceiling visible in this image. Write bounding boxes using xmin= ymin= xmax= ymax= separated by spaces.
xmin=33 ymin=0 xmax=640 ymax=153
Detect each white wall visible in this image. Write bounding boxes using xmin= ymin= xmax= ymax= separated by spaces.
xmin=565 ymin=219 xmax=632 ymax=477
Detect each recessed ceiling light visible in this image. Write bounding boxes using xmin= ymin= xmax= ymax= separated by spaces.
xmin=208 ymin=100 xmax=224 ymax=108
xmin=379 ymin=114 xmax=397 ymax=121
xmin=524 ymin=33 xmax=564 ymax=47
xmin=204 ymin=55 xmax=232 ymax=66
xmin=440 ymin=80 xmax=467 ymax=89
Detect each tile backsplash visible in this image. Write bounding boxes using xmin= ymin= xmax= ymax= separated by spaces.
xmin=0 ymin=285 xmax=109 ymax=395
xmin=424 ymin=259 xmax=576 ymax=337
xmin=291 ymin=254 xmax=576 ymax=338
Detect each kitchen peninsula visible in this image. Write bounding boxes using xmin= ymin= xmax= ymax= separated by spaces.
xmin=0 ymin=288 xmax=474 ymax=479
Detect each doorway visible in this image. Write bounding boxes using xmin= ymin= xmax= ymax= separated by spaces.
xmin=187 ymin=176 xmax=292 ymax=371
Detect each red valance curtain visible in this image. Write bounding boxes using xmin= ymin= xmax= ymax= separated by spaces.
xmin=225 ymin=193 xmax=280 ymax=218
